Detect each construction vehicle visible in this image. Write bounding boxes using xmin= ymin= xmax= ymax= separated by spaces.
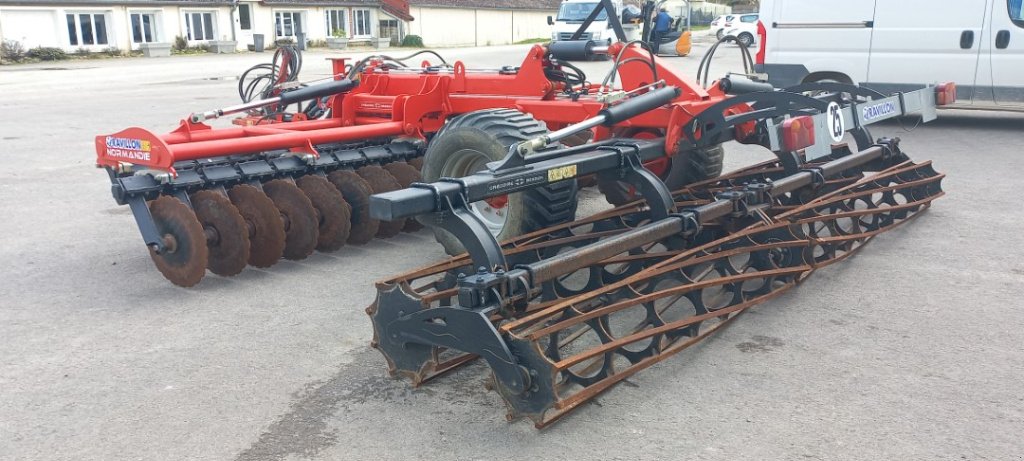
xmin=361 ymin=2 xmax=953 ymax=428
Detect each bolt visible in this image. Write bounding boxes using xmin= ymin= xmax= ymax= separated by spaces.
xmin=478 ymin=266 xmax=488 ymax=274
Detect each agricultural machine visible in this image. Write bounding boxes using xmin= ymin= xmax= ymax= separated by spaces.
xmin=93 ymin=0 xmax=950 ymax=428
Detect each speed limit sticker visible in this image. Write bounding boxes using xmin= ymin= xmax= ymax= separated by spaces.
xmin=827 ymin=102 xmax=845 ymax=142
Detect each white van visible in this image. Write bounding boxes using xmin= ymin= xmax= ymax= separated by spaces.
xmin=755 ymin=0 xmax=1024 ymax=109
xmin=548 ymin=0 xmax=643 ymax=44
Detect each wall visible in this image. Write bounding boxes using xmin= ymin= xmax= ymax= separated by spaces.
xmin=0 ymin=3 xmax=399 ymax=53
xmin=410 ymin=6 xmax=555 ymax=47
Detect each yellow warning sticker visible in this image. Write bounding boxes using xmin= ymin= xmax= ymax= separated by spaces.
xmin=547 ymin=165 xmax=577 ymax=182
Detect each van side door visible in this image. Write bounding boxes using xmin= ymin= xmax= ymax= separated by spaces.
xmin=989 ymin=0 xmax=1024 ymax=106
xmin=761 ymin=0 xmax=875 ymax=87
xmin=867 ymin=0 xmax=989 ymax=104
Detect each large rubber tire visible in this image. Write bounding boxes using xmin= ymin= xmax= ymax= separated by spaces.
xmin=668 ymin=143 xmax=725 ymax=188
xmin=598 ymin=143 xmax=725 ymax=206
xmin=420 ymin=108 xmax=578 ymax=256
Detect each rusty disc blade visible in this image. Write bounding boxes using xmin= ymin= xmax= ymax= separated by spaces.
xmin=408 ymin=156 xmax=424 ymax=171
xmin=296 ymin=175 xmax=352 ymax=252
xmin=358 ymin=165 xmax=406 ymax=238
xmin=327 ymin=170 xmax=379 ymax=244
xmin=263 ymin=179 xmax=319 ymax=261
xmin=228 ymin=184 xmax=285 ymax=268
xmin=191 ymin=190 xmax=250 ymax=277
xmin=383 ymin=162 xmax=424 ymax=232
xmin=147 ymin=195 xmax=208 ymax=287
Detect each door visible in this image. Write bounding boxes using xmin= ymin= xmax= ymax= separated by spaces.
xmin=867 ymin=0 xmax=988 ymax=103
xmin=764 ymin=0 xmax=876 ymax=85
xmin=237 ymin=3 xmax=254 ymax=46
xmin=129 ymin=11 xmax=161 ymax=49
xmin=990 ymin=0 xmax=1024 ymax=105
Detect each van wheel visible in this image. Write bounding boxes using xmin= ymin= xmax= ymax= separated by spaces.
xmin=737 ymin=32 xmax=754 ymax=47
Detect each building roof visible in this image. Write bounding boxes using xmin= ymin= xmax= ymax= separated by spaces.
xmin=0 ymin=0 xmax=415 ymax=21
xmin=408 ymin=0 xmax=561 ymax=10
xmin=260 ymin=0 xmax=414 ymax=21
xmin=0 ymin=0 xmax=232 ymax=4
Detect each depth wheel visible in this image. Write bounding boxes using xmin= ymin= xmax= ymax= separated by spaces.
xmin=191 ymin=190 xmax=250 ymax=277
xmin=228 ymin=184 xmax=285 ymax=268
xmin=263 ymin=179 xmax=319 ymax=261
xmin=327 ymin=170 xmax=380 ymax=244
xmin=599 ymin=132 xmax=724 ymax=206
xmin=421 ymin=109 xmax=578 ymax=256
xmin=296 ymin=175 xmax=352 ymax=252
xmin=357 ymin=165 xmax=406 ymax=238
xmin=383 ymin=162 xmax=424 ymax=232
xmin=148 ymin=196 xmax=208 ymax=287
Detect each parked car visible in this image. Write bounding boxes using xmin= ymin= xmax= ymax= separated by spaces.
xmin=710 ymin=14 xmax=736 ymax=40
xmin=756 ymin=0 xmax=1024 ymax=109
xmin=722 ymin=13 xmax=760 ymax=46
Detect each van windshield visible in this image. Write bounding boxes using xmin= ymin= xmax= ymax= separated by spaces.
xmin=557 ymin=3 xmax=608 ymax=22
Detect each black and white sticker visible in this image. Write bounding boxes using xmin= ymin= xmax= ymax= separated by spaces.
xmin=827 ymin=102 xmax=845 ymax=143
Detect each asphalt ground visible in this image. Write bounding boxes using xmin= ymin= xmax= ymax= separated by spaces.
xmin=1 ymin=40 xmax=1023 ymax=460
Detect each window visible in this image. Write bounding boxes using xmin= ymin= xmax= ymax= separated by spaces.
xmin=1010 ymin=0 xmax=1024 ymax=27
xmin=740 ymin=14 xmax=758 ymax=23
xmin=130 ymin=12 xmax=159 ymax=44
xmin=378 ymin=19 xmax=399 ymax=40
xmin=238 ymin=4 xmax=252 ymax=31
xmin=557 ymin=3 xmax=607 ymax=22
xmin=325 ymin=9 xmax=347 ymax=36
xmin=275 ymin=11 xmax=304 ymax=38
xmin=66 ymin=13 xmax=109 ymax=46
xmin=185 ymin=12 xmax=215 ymax=41
xmin=353 ymin=9 xmax=372 ymax=37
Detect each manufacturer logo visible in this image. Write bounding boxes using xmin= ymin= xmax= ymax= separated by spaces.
xmin=358 ymin=102 xmax=393 ymax=111
xmin=862 ymin=101 xmax=897 ymax=122
xmin=105 ymin=136 xmax=152 ymax=161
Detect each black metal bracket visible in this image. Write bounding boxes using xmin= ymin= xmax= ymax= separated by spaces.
xmin=597 ymin=145 xmax=676 ymax=220
xmin=387 ymin=305 xmax=530 ymax=394
xmin=418 ymin=190 xmax=507 ymax=272
xmin=800 ymin=166 xmax=827 ymax=189
xmin=127 ymin=195 xmax=165 ymax=252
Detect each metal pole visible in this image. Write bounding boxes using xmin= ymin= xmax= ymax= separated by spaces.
xmin=686 ymin=0 xmax=691 ymax=30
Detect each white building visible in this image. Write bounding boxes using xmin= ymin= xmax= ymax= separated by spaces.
xmin=0 ymin=0 xmax=414 ymax=52
xmin=408 ymin=0 xmax=559 ymax=48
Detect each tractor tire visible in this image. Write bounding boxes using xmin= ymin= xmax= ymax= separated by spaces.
xmin=420 ymin=108 xmax=578 ymax=256
xmin=598 ymin=144 xmax=725 ymax=206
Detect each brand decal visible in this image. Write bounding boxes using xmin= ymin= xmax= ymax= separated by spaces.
xmin=105 ymin=136 xmax=152 ymax=161
xmin=358 ymin=102 xmax=393 ymax=111
xmin=547 ymin=164 xmax=577 ymax=182
xmin=862 ymin=101 xmax=897 ymax=121
xmin=487 ymin=172 xmax=546 ymax=193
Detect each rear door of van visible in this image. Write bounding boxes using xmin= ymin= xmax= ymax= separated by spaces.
xmin=760 ymin=0 xmax=876 ymax=86
xmin=988 ymin=0 xmax=1024 ymax=106
xmin=867 ymin=0 xmax=988 ymax=104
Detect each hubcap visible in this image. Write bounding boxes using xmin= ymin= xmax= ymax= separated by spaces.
xmin=444 ymin=148 xmax=508 ymax=236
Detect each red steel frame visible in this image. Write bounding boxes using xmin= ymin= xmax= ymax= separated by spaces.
xmin=95 ymin=43 xmax=749 ymax=176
